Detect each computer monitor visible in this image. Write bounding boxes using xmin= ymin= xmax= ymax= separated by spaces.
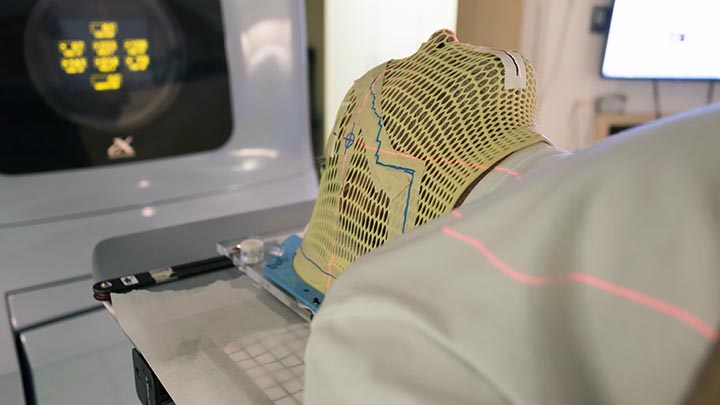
xmin=601 ymin=0 xmax=720 ymax=80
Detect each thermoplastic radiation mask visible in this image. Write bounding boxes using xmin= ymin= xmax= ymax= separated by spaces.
xmin=293 ymin=29 xmax=549 ymax=294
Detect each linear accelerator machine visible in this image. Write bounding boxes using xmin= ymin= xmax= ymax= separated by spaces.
xmin=0 ymin=0 xmax=317 ymax=403
xmin=87 ymin=16 xmax=720 ymax=402
xmin=5 ymin=0 xmax=716 ymax=402
xmin=90 ymin=25 xmax=565 ymax=403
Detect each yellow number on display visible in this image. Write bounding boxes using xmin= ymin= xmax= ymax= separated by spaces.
xmin=123 ymin=39 xmax=149 ymax=56
xmin=94 ymin=56 xmax=120 ymax=73
xmin=90 ymin=73 xmax=123 ymax=91
xmin=89 ymin=21 xmax=118 ymax=39
xmin=60 ymin=57 xmax=88 ymax=74
xmin=58 ymin=40 xmax=85 ymax=58
xmin=125 ymin=55 xmax=150 ymax=72
xmin=92 ymin=40 xmax=118 ymax=57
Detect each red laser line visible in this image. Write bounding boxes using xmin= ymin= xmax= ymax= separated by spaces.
xmin=335 ymin=60 xmax=524 ymax=180
xmin=335 ymin=68 xmax=522 ymax=180
xmin=451 ymin=209 xmax=463 ymax=219
xmin=442 ymin=226 xmax=718 ymax=342
xmin=568 ymin=272 xmax=718 ymax=342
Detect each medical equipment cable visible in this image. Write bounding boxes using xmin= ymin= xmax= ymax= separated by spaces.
xmin=6 ymin=274 xmax=105 ymax=405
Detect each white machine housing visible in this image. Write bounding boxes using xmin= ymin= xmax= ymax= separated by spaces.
xmin=0 ymin=0 xmax=317 ymax=403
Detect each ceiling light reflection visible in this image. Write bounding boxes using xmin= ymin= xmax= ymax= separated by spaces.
xmin=230 ymin=148 xmax=279 ymax=159
xmin=240 ymin=19 xmax=292 ymax=74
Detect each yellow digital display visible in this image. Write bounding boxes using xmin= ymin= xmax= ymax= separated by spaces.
xmin=123 ymin=38 xmax=150 ymax=72
xmin=125 ymin=55 xmax=150 ymax=72
xmin=123 ymin=39 xmax=148 ymax=56
xmin=94 ymin=56 xmax=119 ymax=72
xmin=89 ymin=21 xmax=118 ymax=39
xmin=90 ymin=73 xmax=123 ymax=91
xmin=92 ymin=40 xmax=117 ymax=57
xmin=58 ymin=40 xmax=85 ymax=58
xmin=56 ymin=21 xmax=150 ymax=91
xmin=60 ymin=57 xmax=87 ymax=74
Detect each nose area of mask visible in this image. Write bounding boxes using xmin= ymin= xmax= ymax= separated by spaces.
xmin=294 ymin=29 xmax=549 ymax=294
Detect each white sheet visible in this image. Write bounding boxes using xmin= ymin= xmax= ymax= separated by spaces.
xmin=305 ymin=105 xmax=720 ymax=404
xmin=113 ymin=277 xmax=309 ymax=405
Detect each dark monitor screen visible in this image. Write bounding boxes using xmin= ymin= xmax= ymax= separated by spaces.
xmin=0 ymin=0 xmax=232 ymax=174
xmin=601 ymin=0 xmax=720 ymax=80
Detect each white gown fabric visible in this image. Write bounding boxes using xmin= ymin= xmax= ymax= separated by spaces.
xmin=304 ymin=105 xmax=720 ymax=405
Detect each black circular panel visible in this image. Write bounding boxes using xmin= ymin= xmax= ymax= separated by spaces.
xmin=24 ymin=0 xmax=185 ymax=131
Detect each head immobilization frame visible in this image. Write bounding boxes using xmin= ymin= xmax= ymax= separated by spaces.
xmin=294 ymin=30 xmax=549 ymax=293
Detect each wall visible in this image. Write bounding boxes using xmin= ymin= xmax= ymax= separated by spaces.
xmin=456 ymin=0 xmax=524 ymax=50
xmin=324 ymin=0 xmax=457 ymax=138
xmin=520 ymin=0 xmax=718 ymax=150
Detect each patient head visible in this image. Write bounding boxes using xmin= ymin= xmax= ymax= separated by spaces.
xmin=294 ymin=29 xmax=548 ymax=293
